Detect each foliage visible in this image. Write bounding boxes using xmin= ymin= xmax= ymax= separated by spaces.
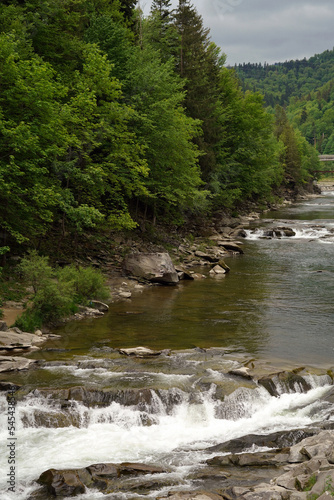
xmin=235 ymin=48 xmax=334 ymax=107
xmin=18 ymin=250 xmax=53 ymax=294
xmin=15 ymin=251 xmax=109 ymax=330
xmin=0 ymin=0 xmax=325 ymax=256
xmin=57 ymin=264 xmax=110 ymax=304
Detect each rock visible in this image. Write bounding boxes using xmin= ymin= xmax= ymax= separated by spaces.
xmin=210 ymin=265 xmax=227 ymax=275
xmin=89 ymin=300 xmax=109 ymax=312
xmin=218 ymin=242 xmax=244 ymax=254
xmin=175 ymin=266 xmax=195 ymax=280
xmin=160 ymin=492 xmax=225 ymax=499
xmin=208 ymin=449 xmax=289 ymax=468
xmin=257 ymin=370 xmax=312 ymax=396
xmin=0 ymin=329 xmax=47 ymax=350
xmin=123 ymin=253 xmax=179 ymax=285
xmin=38 ymin=469 xmax=87 ymax=496
xmin=119 ymin=291 xmax=132 ymax=299
xmin=118 ymin=347 xmax=162 ymax=358
xmin=38 ymin=462 xmax=167 ymax=497
xmin=228 ymin=367 xmax=252 ymax=379
xmin=0 ymin=321 xmax=8 ymax=331
xmin=194 ymin=250 xmax=218 ymax=262
xmin=207 ymin=429 xmax=317 ymax=454
xmin=0 ymin=355 xmax=37 ymax=372
xmin=217 ymin=260 xmax=230 ymax=272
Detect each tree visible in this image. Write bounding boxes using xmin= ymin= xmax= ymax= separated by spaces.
xmin=173 ymin=0 xmax=223 ymax=178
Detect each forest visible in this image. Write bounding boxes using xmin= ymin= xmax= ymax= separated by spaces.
xmin=0 ymin=0 xmax=322 ymax=261
xmin=235 ymin=49 xmax=334 ymax=154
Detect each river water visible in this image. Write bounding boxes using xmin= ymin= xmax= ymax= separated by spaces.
xmin=1 ymin=189 xmax=334 ymax=499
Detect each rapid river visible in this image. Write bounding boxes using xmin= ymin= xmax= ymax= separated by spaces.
xmin=1 ymin=188 xmax=334 ymax=499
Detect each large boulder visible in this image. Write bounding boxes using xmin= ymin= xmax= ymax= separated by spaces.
xmin=122 ymin=253 xmax=179 ymax=285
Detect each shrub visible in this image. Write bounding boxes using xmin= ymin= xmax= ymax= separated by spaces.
xmin=15 ymin=251 xmax=109 ymax=331
xmin=57 ymin=265 xmax=109 ymax=304
xmin=18 ymin=250 xmax=53 ymax=295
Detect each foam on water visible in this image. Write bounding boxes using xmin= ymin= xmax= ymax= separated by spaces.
xmin=0 ymin=376 xmax=332 ymax=499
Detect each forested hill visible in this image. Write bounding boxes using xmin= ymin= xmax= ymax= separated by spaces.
xmin=0 ymin=0 xmax=320 ymax=260
xmin=234 ymin=48 xmax=334 ymax=107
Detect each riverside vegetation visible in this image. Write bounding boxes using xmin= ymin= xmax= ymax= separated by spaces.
xmin=0 ymin=0 xmax=326 ymax=327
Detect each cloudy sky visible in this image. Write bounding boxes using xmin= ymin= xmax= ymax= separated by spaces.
xmin=140 ymin=0 xmax=334 ymax=66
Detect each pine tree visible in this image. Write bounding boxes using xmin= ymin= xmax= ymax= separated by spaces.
xmin=174 ymin=0 xmax=223 ymax=178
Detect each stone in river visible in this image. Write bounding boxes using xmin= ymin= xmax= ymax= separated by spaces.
xmin=118 ymin=346 xmax=163 ymax=357
xmin=122 ymin=252 xmax=179 ymax=284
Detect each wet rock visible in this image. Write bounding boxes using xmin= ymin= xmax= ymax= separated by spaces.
xmin=119 ymin=291 xmax=132 ymax=299
xmin=228 ymin=367 xmax=252 ymax=380
xmin=118 ymin=346 xmax=162 ymax=357
xmin=207 ymin=429 xmax=317 ymax=454
xmin=122 ymin=252 xmax=179 ymax=285
xmin=38 ymin=469 xmax=88 ymax=496
xmin=159 ymin=492 xmax=225 ymax=499
xmin=0 ymin=381 xmax=21 ymax=391
xmin=0 ymin=355 xmax=37 ymax=372
xmin=257 ymin=370 xmax=313 ymax=396
xmin=208 ymin=449 xmax=290 ymax=468
xmin=38 ymin=462 xmax=167 ymax=497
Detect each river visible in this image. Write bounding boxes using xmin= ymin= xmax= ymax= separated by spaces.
xmin=1 ymin=188 xmax=334 ymax=499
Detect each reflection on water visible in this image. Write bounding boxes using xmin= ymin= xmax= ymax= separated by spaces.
xmin=40 ymin=192 xmax=334 ymax=365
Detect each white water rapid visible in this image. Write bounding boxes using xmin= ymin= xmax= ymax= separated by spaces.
xmin=0 ymin=352 xmax=333 ymax=499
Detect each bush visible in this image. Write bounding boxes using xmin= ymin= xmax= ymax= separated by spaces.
xmin=14 ymin=309 xmax=43 ymax=332
xmin=15 ymin=251 xmax=110 ymax=331
xmin=57 ymin=265 xmax=110 ymax=304
xmin=18 ymin=250 xmax=53 ymax=295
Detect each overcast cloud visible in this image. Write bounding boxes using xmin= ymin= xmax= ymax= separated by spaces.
xmin=141 ymin=0 xmax=334 ymax=65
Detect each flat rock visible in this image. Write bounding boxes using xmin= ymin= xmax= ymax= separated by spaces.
xmin=0 ymin=329 xmax=46 ymax=349
xmin=217 ymin=241 xmax=244 ymax=254
xmin=0 ymin=355 xmax=37 ymax=372
xmin=118 ymin=347 xmax=162 ymax=358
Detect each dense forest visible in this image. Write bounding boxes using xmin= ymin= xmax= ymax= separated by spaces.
xmin=235 ymin=49 xmax=334 ymax=153
xmin=0 ymin=0 xmax=321 ymax=261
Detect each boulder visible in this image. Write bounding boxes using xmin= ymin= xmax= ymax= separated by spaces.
xmin=209 ymin=265 xmax=227 ymax=275
xmin=257 ymin=370 xmax=312 ymax=396
xmin=38 ymin=462 xmax=167 ymax=497
xmin=122 ymin=253 xmax=179 ymax=285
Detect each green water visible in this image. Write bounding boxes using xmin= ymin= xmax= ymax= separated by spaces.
xmin=30 ymin=192 xmax=334 ymax=366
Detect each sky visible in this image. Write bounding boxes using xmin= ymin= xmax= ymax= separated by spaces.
xmin=140 ymin=0 xmax=334 ymax=66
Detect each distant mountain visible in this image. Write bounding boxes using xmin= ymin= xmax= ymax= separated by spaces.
xmin=233 ymin=48 xmax=334 ymax=108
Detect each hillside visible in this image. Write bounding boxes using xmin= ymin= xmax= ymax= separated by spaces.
xmin=234 ymin=48 xmax=334 ymax=107
xmin=288 ymin=79 xmax=334 ymax=154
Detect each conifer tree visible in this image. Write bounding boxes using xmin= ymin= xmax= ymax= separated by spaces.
xmin=174 ymin=0 xmax=223 ymax=178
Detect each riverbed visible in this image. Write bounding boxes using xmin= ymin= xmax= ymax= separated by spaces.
xmin=1 ymin=189 xmax=334 ymax=499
